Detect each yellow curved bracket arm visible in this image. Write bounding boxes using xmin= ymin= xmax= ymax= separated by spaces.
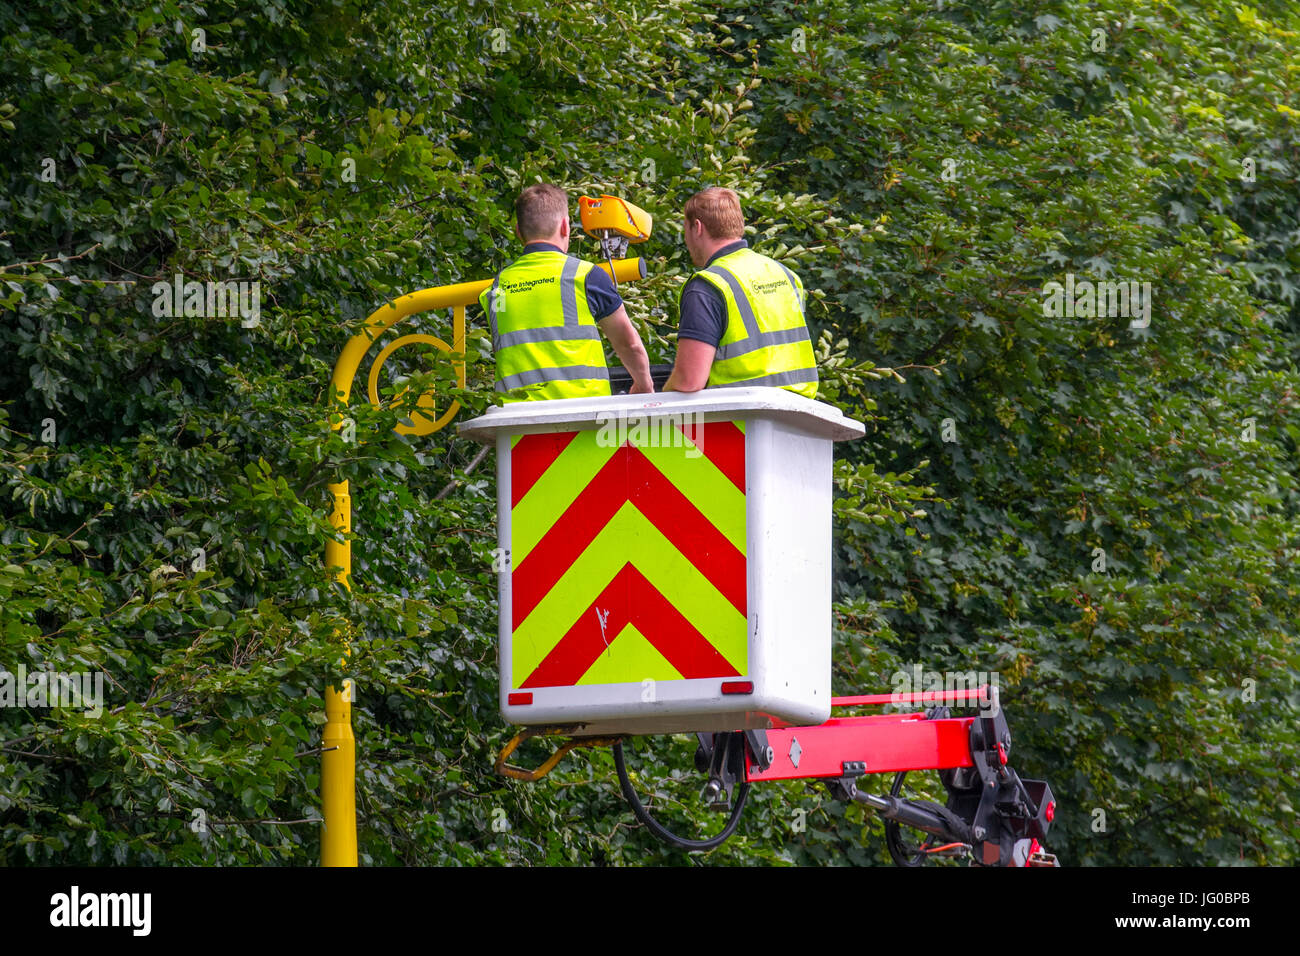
xmin=495 ymin=727 xmax=626 ymax=783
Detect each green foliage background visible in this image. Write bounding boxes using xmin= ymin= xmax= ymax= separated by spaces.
xmin=1 ymin=0 xmax=1296 ymax=865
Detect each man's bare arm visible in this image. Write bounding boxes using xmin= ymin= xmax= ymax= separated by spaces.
xmin=597 ymin=306 xmax=654 ymax=393
xmin=663 ymin=338 xmax=716 ymax=392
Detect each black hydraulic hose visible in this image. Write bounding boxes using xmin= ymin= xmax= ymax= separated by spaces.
xmin=612 ymin=741 xmax=749 ymax=852
xmin=880 ymin=770 xmax=935 ymax=866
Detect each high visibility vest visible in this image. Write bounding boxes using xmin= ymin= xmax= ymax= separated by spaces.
xmin=692 ymin=247 xmax=818 ymax=399
xmin=479 ymin=251 xmax=611 ymax=402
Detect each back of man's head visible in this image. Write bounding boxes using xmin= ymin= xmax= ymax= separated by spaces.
xmin=684 ymin=187 xmax=745 ymax=240
xmin=515 ymin=184 xmax=569 ymax=241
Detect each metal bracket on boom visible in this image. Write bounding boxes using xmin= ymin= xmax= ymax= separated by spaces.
xmin=823 ymin=761 xmax=867 ymax=802
xmin=951 ymin=704 xmax=1056 ymax=866
xmin=695 ymin=729 xmax=774 ymax=809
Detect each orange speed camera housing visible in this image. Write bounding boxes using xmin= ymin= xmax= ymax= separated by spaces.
xmin=579 ymin=195 xmax=653 ymax=243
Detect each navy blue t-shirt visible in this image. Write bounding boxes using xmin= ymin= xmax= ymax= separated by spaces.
xmin=677 ymin=239 xmax=748 ymax=347
xmin=522 ymin=242 xmax=623 ymax=320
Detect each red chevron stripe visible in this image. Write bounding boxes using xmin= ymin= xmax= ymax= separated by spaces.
xmin=510 ymin=432 xmax=579 ymax=507
xmin=519 ymin=564 xmax=741 ymax=688
xmin=676 ymin=421 xmax=745 ymax=492
xmin=512 ymin=445 xmax=746 ymax=629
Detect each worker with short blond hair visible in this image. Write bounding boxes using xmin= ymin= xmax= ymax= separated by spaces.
xmin=663 ymin=187 xmax=817 ymax=397
xmin=480 ymin=183 xmax=653 ymax=401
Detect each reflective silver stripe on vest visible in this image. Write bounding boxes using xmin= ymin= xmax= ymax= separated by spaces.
xmin=495 ymin=324 xmax=600 ymax=349
xmin=704 ymin=264 xmax=762 ymax=339
xmin=705 ymin=262 xmax=810 ymax=360
xmin=711 ymin=367 xmax=818 ymax=389
xmin=495 ymin=364 xmax=611 ymax=391
xmin=715 ymin=325 xmax=810 ymax=360
xmin=774 ymin=260 xmax=805 ymax=313
xmin=561 ymin=256 xmax=581 ymax=328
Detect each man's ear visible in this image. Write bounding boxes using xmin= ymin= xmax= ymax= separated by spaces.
xmin=558 ymin=217 xmax=570 ymax=241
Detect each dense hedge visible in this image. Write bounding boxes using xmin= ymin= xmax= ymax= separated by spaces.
xmin=1 ymin=0 xmax=1296 ymax=865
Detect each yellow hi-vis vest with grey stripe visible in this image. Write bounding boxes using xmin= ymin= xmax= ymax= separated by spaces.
xmin=479 ymin=250 xmax=612 ymax=402
xmin=693 ymin=247 xmax=818 ymax=398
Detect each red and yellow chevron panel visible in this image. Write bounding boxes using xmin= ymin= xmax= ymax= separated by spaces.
xmin=509 ymin=421 xmax=747 ymax=688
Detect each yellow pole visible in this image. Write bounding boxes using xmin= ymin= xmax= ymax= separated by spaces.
xmin=320 ymin=256 xmax=646 ymax=866
xmin=322 ymin=481 xmax=355 ymax=867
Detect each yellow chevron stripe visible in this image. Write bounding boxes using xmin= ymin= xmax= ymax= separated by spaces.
xmin=511 ymin=503 xmax=747 ymax=683
xmin=576 ymin=623 xmax=684 ymax=685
